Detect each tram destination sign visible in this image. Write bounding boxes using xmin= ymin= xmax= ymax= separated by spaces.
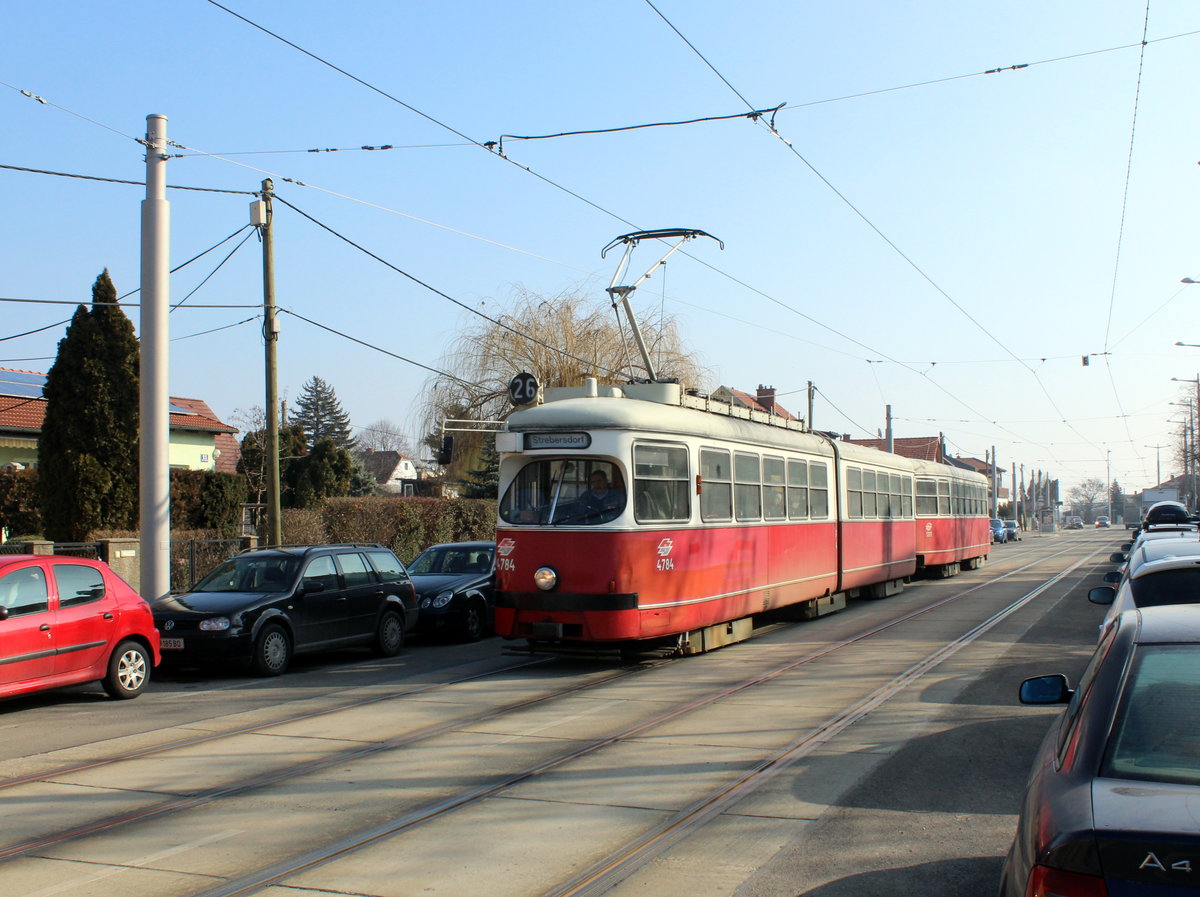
xmin=525 ymin=432 xmax=591 ymax=450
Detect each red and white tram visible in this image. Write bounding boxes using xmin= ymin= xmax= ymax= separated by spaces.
xmin=493 ymin=378 xmax=990 ymax=654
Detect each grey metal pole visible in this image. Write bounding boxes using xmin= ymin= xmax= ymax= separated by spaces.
xmin=884 ymin=404 xmax=893 ymax=453
xmin=991 ymin=445 xmax=998 ymax=517
xmin=139 ymin=114 xmax=171 ymax=602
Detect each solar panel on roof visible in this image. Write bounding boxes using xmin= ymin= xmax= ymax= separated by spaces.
xmin=0 ymin=369 xmax=197 ymax=414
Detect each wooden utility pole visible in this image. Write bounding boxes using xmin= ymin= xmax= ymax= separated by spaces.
xmin=253 ymin=179 xmax=282 ymax=545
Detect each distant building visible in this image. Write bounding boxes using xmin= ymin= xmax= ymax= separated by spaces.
xmin=711 ymin=385 xmax=800 ymax=422
xmin=356 ymin=449 xmax=418 ymax=495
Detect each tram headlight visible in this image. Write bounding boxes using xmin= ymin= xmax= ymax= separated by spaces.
xmin=533 ymin=566 xmax=558 ymax=591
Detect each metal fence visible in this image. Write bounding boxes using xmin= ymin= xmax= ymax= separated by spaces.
xmin=52 ymin=542 xmax=102 ymax=559
xmin=170 ymin=539 xmax=242 ymax=592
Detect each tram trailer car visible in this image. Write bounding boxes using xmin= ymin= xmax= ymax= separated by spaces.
xmin=493 ymin=379 xmax=990 ymax=655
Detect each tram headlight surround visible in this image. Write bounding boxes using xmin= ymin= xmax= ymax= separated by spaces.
xmin=533 ymin=566 xmax=558 ymax=591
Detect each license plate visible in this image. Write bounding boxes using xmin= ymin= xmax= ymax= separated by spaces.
xmin=160 ymin=637 xmax=184 ymax=650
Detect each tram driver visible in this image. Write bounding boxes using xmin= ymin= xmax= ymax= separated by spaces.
xmin=579 ymin=469 xmax=625 ymax=522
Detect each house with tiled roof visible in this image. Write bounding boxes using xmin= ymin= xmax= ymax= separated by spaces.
xmin=0 ymin=368 xmax=239 ymax=473
xmin=845 ymin=435 xmax=945 ymax=463
xmin=711 ymin=385 xmax=799 ymax=422
xmin=355 ymin=449 xmax=417 ymax=495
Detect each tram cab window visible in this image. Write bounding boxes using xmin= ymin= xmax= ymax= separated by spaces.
xmin=809 ymin=463 xmax=829 ymax=518
xmin=735 ymin=452 xmax=761 ymax=521
xmin=633 ymin=443 xmax=690 ymax=523
xmin=499 ymin=458 xmax=626 ymax=525
xmin=787 ymin=460 xmax=809 ymax=519
xmin=700 ymin=449 xmax=732 ymax=522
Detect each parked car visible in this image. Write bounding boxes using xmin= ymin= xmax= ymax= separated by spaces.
xmin=990 ymin=518 xmax=1007 ymax=543
xmin=409 ymin=541 xmax=496 ymax=641
xmin=999 ymin=605 xmax=1200 ymax=897
xmin=1089 ymin=538 xmax=1200 ymax=639
xmin=1139 ymin=500 xmax=1193 ymax=531
xmin=151 ymin=544 xmax=418 ymax=676
xmin=1094 ymin=515 xmax=1110 ymax=528
xmin=0 ymin=555 xmax=160 ymax=701
xmin=1065 ymin=516 xmax=1083 ymax=529
xmin=1003 ymin=519 xmax=1021 ymax=542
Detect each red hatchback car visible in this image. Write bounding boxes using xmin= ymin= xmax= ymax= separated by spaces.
xmin=0 ymin=555 xmax=160 ymax=701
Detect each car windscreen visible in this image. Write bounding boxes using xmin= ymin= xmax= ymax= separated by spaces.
xmin=191 ymin=556 xmax=301 ymax=592
xmin=410 ymin=547 xmax=493 ymax=576
xmin=1102 ymin=645 xmax=1200 ymax=786
xmin=1129 ymin=569 xmax=1200 ymax=609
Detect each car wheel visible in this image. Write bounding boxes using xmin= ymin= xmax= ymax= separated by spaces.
xmin=374 ymin=608 xmax=405 ymax=657
xmin=252 ymin=623 xmax=291 ymax=677
xmin=103 ymin=639 xmax=151 ymax=699
xmin=460 ymin=600 xmax=487 ymax=642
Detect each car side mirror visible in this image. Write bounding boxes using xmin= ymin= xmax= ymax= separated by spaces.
xmin=1109 ymin=552 xmax=1127 ymax=563
xmin=1102 ymin=571 xmax=1121 ymax=583
xmin=1020 ymin=674 xmax=1073 ymax=705
xmin=301 ymin=579 xmax=326 ymax=594
xmin=1089 ymin=586 xmax=1116 ymax=606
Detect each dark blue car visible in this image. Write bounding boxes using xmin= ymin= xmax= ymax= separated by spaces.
xmin=409 ymin=541 xmax=495 ymax=641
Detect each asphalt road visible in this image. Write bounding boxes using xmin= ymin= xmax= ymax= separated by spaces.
xmin=0 ymin=527 xmax=1119 ymax=897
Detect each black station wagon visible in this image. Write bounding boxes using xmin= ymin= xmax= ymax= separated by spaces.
xmin=151 ymin=543 xmax=418 ymax=676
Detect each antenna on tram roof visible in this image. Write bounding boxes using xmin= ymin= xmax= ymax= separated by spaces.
xmin=601 ymin=229 xmax=722 ymax=382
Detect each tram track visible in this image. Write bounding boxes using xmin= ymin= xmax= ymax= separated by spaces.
xmin=0 ymin=536 xmax=1111 ymax=896
xmin=180 ymin=543 xmax=1107 ymax=897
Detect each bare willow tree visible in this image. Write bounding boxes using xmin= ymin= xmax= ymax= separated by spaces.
xmin=421 ymin=287 xmax=708 ymax=479
xmin=357 ymin=419 xmax=414 ymax=455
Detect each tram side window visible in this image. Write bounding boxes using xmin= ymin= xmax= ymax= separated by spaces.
xmin=633 ymin=443 xmax=690 ymax=523
xmin=937 ymin=480 xmax=951 ymax=515
xmin=902 ymin=476 xmax=913 ymax=517
xmin=700 ymin=448 xmax=732 ymax=522
xmin=735 ymin=452 xmax=761 ymax=521
xmin=846 ymin=467 xmax=863 ymax=519
xmin=788 ymin=459 xmax=809 ymax=519
xmin=863 ymin=469 xmax=878 ymax=518
xmin=810 ymin=462 xmax=829 ymax=517
xmin=916 ymin=479 xmax=938 ymax=516
xmin=888 ymin=473 xmax=902 ymax=518
xmin=763 ymin=456 xmax=786 ymax=520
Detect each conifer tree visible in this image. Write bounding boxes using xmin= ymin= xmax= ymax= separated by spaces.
xmin=292 ymin=376 xmax=355 ymax=450
xmin=38 ymin=271 xmax=140 ymax=540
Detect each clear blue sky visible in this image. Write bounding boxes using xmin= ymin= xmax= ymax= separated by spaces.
xmin=3 ymin=1 xmax=1199 ymax=497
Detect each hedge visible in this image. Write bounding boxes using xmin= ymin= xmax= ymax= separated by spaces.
xmin=299 ymin=496 xmax=495 ymax=563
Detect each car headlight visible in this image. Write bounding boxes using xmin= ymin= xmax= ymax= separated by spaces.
xmin=533 ymin=567 xmax=558 ymax=591
xmin=199 ymin=616 xmax=231 ymax=631
xmin=432 ymin=590 xmax=455 ymax=608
